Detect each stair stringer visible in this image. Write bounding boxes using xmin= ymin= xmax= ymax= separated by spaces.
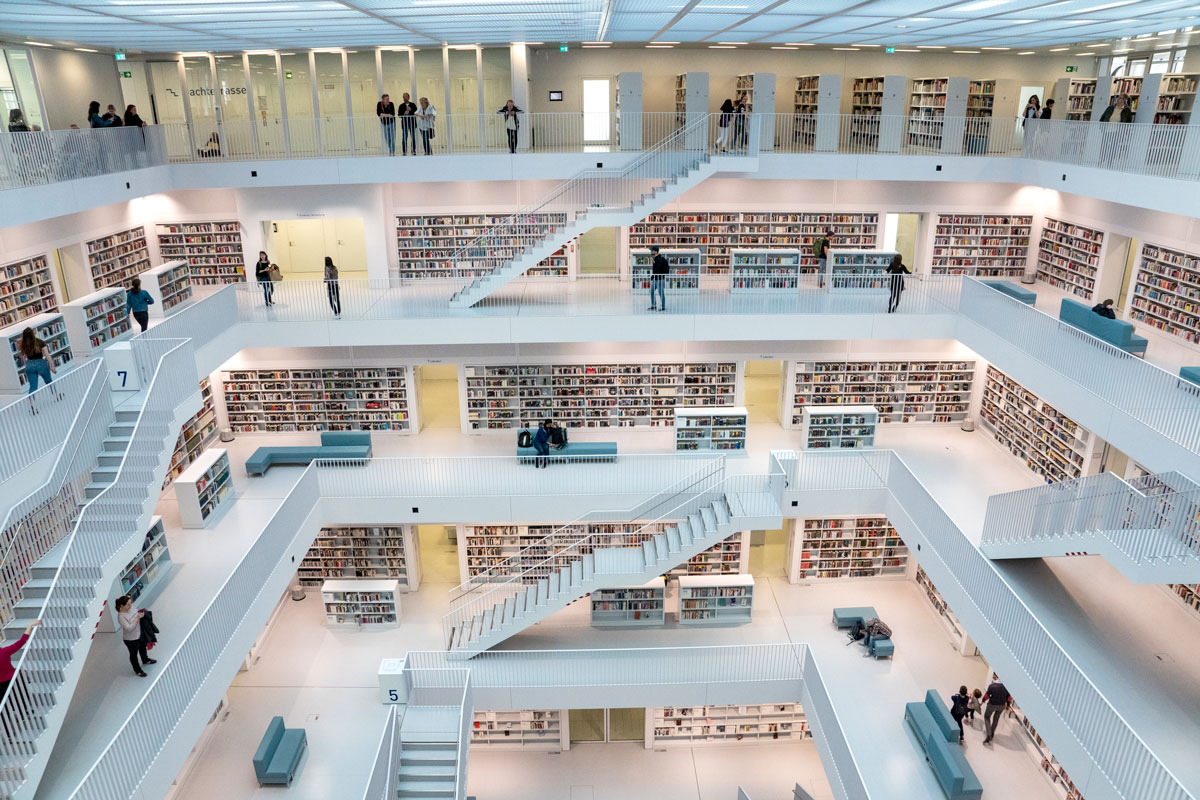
xmin=981 ymin=529 xmax=1200 ymax=583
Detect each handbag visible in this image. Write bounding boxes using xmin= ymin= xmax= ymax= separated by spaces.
xmin=428 ymin=125 xmax=435 ymax=139
xmin=268 ymin=265 xmax=282 ymax=281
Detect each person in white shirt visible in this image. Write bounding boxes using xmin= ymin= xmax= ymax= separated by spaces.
xmin=416 ymin=97 xmax=436 ymax=156
xmin=116 ymin=595 xmax=156 ymax=677
xmin=498 ymin=100 xmax=521 ymax=153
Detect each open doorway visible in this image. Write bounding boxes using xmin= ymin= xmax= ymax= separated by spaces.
xmin=884 ymin=213 xmax=922 ymax=267
xmin=1014 ymin=85 xmax=1046 ymax=143
xmin=578 ymin=228 xmax=619 ymax=274
xmin=743 ymin=359 xmax=783 ymax=424
xmin=416 ymin=364 xmax=460 ymax=430
xmin=53 ymin=247 xmax=89 ymax=302
xmin=568 ymin=708 xmax=644 ymax=744
xmin=1096 ymin=233 xmax=1136 ymax=312
xmin=416 ymin=524 xmax=460 ymax=583
xmin=263 ymin=218 xmax=367 ymax=280
xmin=749 ymin=527 xmax=788 ymax=577
xmin=582 ymin=78 xmax=611 ymax=143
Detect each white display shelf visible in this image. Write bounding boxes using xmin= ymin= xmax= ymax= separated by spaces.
xmin=62 ymin=287 xmax=131 ymax=356
xmin=793 ymin=75 xmax=820 ymax=146
xmin=908 ymin=77 xmax=950 ymax=149
xmin=677 ymin=573 xmax=754 ymax=625
xmin=675 ymin=406 xmax=747 ymax=453
xmin=139 ymin=260 xmax=194 ymax=317
xmin=667 ymin=530 xmax=748 ymax=577
xmin=222 ymin=366 xmax=413 ymax=433
xmin=163 ymin=378 xmax=218 ymax=489
xmin=915 ymin=565 xmax=977 ymax=656
xmin=649 ymin=702 xmax=809 ymax=746
xmin=0 ymin=254 xmax=57 ymax=329
xmin=174 ymin=448 xmax=233 ymax=528
xmin=1112 ymin=75 xmax=1145 ymax=115
xmin=788 ymin=359 xmax=975 ymax=426
xmin=321 ymin=579 xmax=400 ymax=627
xmin=615 ymin=72 xmax=642 ymax=150
xmin=979 ymin=365 xmax=1093 ymax=482
xmin=108 ymin=516 xmax=171 ymax=630
xmin=462 ymin=361 xmax=737 ymax=431
xmin=1066 ymin=79 xmax=1097 ymax=120
xmin=850 ymin=76 xmax=906 ymax=149
xmin=591 ymin=578 xmax=665 ymax=627
xmin=629 ymin=211 xmax=879 ymax=275
xmin=299 ymin=525 xmax=421 ymax=590
xmin=155 ymin=221 xmax=246 ymax=285
xmin=0 ymin=311 xmax=73 ymax=392
xmin=630 ymin=248 xmax=701 ymax=292
xmin=930 ymin=214 xmax=1033 ymax=277
xmin=966 ymin=80 xmax=996 ymax=117
xmin=1035 ymin=217 xmax=1103 ymax=300
xmin=793 ymin=516 xmax=907 ymax=581
xmin=471 ymin=710 xmax=564 ymax=751
xmin=1129 ymin=242 xmax=1200 ymax=345
xmin=801 ymin=405 xmax=878 ymax=449
xmin=1154 ymin=73 xmax=1198 ymax=123
xmin=86 ymin=226 xmax=150 ymax=290
xmin=730 ymin=249 xmax=802 ymax=292
xmin=395 ymin=213 xmax=570 ymax=279
xmin=826 ymin=249 xmax=898 ymax=290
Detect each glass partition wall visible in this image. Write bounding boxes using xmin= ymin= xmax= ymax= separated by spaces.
xmin=247 ymin=53 xmax=286 ymax=156
xmin=314 ymin=51 xmax=349 ymax=154
xmin=215 ymin=56 xmax=252 ymax=157
xmin=347 ymin=50 xmax=379 ymax=152
xmin=281 ymin=53 xmax=316 ymax=155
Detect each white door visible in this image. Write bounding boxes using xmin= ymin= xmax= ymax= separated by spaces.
xmin=582 ymin=78 xmax=611 ymax=142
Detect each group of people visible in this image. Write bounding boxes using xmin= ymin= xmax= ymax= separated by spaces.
xmin=949 ymin=678 xmax=1010 ymax=746
xmin=528 ymin=418 xmax=567 ymax=467
xmin=376 ymin=92 xmax=436 ymax=156
xmin=86 ymin=100 xmax=147 ymax=130
xmin=253 ymin=251 xmax=342 ymax=317
xmin=715 ymin=95 xmax=752 ymax=152
xmin=1022 ymin=95 xmax=1056 ymax=123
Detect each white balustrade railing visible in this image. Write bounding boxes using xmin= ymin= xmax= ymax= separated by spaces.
xmin=0 ymin=361 xmax=104 ymax=487
xmin=361 ymin=705 xmax=400 ymax=800
xmin=0 ymin=124 xmax=167 ymax=189
xmin=798 ymin=646 xmax=872 ymax=800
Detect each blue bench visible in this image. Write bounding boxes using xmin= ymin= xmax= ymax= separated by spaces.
xmin=253 ymin=716 xmax=307 ymax=787
xmin=905 ymin=691 xmax=981 ymax=800
xmin=516 ymin=440 xmax=618 ymax=463
xmin=1180 ymin=367 xmax=1200 ymax=387
xmin=982 ymin=280 xmax=1036 ymax=305
xmin=831 ymin=606 xmax=877 ymax=629
xmin=869 ymin=636 xmax=895 ymax=659
xmin=1059 ymin=298 xmax=1149 ymax=357
xmin=246 ymin=431 xmax=372 ymax=476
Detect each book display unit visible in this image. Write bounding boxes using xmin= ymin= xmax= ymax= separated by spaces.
xmin=299 ymin=525 xmax=420 ymax=590
xmin=175 ymin=448 xmax=233 ymax=528
xmin=649 ymin=703 xmax=809 ymax=746
xmin=730 ymin=249 xmax=802 ymax=291
xmin=800 ymin=406 xmax=878 ymax=449
xmin=630 ymin=249 xmax=701 ymax=292
xmin=908 ymin=78 xmax=949 ymax=149
xmin=827 ymin=249 xmax=898 ymax=290
xmin=1129 ymin=243 xmax=1200 ymax=344
xmin=1168 ymin=583 xmax=1200 ymax=619
xmin=792 ymin=516 xmax=907 ymax=581
xmin=321 ymin=579 xmax=400 ymax=626
xmin=62 ymin=287 xmax=131 ymax=356
xmin=930 ymin=214 xmax=1033 ymax=277
xmin=0 ymin=255 xmax=56 ymax=329
xmin=1066 ymin=79 xmax=1097 ymax=120
xmin=163 ymin=378 xmax=218 ymax=488
xmin=471 ymin=710 xmax=564 ymax=751
xmin=615 ymin=71 xmax=643 ymax=149
xmin=221 ymin=366 xmax=413 ymax=433
xmin=1112 ymin=75 xmax=1144 ymax=116
xmin=979 ymin=366 xmax=1094 ymax=482
xmin=0 ymin=312 xmax=72 ymax=392
xmin=155 ymin=221 xmax=246 ymax=285
xmin=787 ymin=359 xmax=976 ymax=426
xmin=678 ymin=574 xmax=754 ymax=624
xmin=628 ymin=212 xmax=879 ymax=275
xmin=459 ymin=522 xmax=670 ymax=580
xmin=108 ymin=517 xmax=171 ymax=630
xmin=735 ymin=74 xmax=775 ymax=146
xmin=674 ymin=406 xmax=747 ymax=452
xmin=395 ymin=213 xmax=571 ymax=279
xmin=793 ymin=76 xmax=820 ymax=146
xmin=850 ymin=76 xmax=906 ymax=150
xmin=915 ymin=565 xmax=977 ymax=655
xmin=140 ymin=260 xmax=194 ymax=317
xmin=1002 ymin=682 xmax=1087 ymax=800
xmin=1035 ymin=217 xmax=1103 ymax=299
xmin=590 ymin=578 xmax=665 ymax=626
xmin=462 ymin=361 xmax=738 ymax=431
xmin=668 ymin=531 xmax=748 ymax=576
xmin=1155 ymin=74 xmax=1198 ymax=123
xmin=86 ymin=226 xmax=150 ymax=290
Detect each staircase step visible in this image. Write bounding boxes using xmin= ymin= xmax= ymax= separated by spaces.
xmin=666 ymin=527 xmax=682 ymax=553
xmin=109 ymin=422 xmax=136 ymax=437
xmin=84 ymin=482 xmax=112 ymax=499
xmin=114 ymin=409 xmax=141 ymax=423
xmin=396 ymin=783 xmax=456 ymax=798
xmin=582 ymin=553 xmax=595 ymax=580
xmin=642 ymin=540 xmax=656 ymax=566
xmin=97 ymin=453 xmax=124 ymax=468
xmin=570 ymin=560 xmax=582 ymax=586
xmin=700 ymin=506 xmax=717 ymax=534
xmin=17 ymin=578 xmax=53 ymax=599
xmin=91 ymin=466 xmax=119 ymax=483
xmin=399 ymin=764 xmax=456 ymax=778
xmin=102 ymin=436 xmax=131 ymax=452
xmin=653 ymin=533 xmax=669 ymax=561
xmin=687 ymin=515 xmax=703 ymax=542
xmin=714 ymin=499 xmax=731 ymax=527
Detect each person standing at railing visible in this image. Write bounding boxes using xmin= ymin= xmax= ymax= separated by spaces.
xmin=17 ymin=328 xmax=58 ymax=410
xmin=885 ymin=253 xmax=911 ymax=314
xmin=715 ymin=99 xmax=734 ymax=152
xmin=377 ymin=93 xmax=396 ymax=156
xmin=255 ymin=251 xmax=276 ymax=307
xmin=398 ymin=92 xmax=418 ymax=156
xmin=123 ymin=105 xmax=146 ymax=128
xmin=7 ymin=109 xmax=37 ymax=183
xmin=0 ymin=619 xmax=41 ymax=717
xmin=324 ymin=256 xmax=342 ymax=318
xmin=416 ymin=97 xmax=436 ymax=156
xmin=116 ymin=596 xmax=156 ymax=678
xmin=733 ymin=94 xmax=748 ymax=150
xmin=1041 ymin=99 xmax=1055 ymax=119
xmin=1099 ymin=95 xmax=1134 ymax=166
xmin=648 ymin=244 xmax=669 ymax=312
xmin=499 ymin=100 xmax=522 ymax=154
xmin=813 ymin=229 xmax=833 ymax=289
xmin=1022 ymin=96 xmax=1041 ymax=128
xmin=105 ymin=105 xmax=124 ymax=127
xmin=6 ymin=109 xmax=29 ymax=132
xmin=87 ymin=100 xmax=113 ymax=129
xmin=126 ymin=277 xmax=155 ymax=332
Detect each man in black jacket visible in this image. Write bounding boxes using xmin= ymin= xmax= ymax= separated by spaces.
xmin=1092 ymin=298 xmax=1117 ymax=319
xmin=649 ymin=245 xmax=669 ymax=311
xmin=982 ymin=679 xmax=1010 ymax=744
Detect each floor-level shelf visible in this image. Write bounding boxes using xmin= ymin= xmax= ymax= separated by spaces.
xmin=175 ymin=448 xmax=233 ymax=528
xmin=163 ymin=378 xmax=218 ymax=489
xmin=1035 ymin=217 xmax=1103 ymax=300
xmin=1129 ymin=242 xmax=1200 ymax=344
xmin=915 ymin=565 xmax=977 ymax=656
xmin=730 ymin=249 xmax=802 ymax=291
xmin=0 ymin=254 xmax=57 ymax=329
xmin=827 ymin=249 xmax=898 ymax=290
xmin=649 ymin=702 xmax=809 ymax=747
xmin=107 ymin=516 xmax=171 ymax=631
xmin=471 ymin=710 xmax=565 ymax=751
xmin=62 ymin=286 xmax=132 ymax=356
xmin=156 ymin=220 xmax=246 ymax=285
xmin=675 ymin=406 xmax=747 ymax=452
xmin=395 ymin=213 xmax=571 ymax=279
xmin=86 ymin=226 xmax=150 ymax=290
xmin=792 ymin=516 xmax=907 ymax=580
xmin=667 ymin=531 xmax=748 ymax=576
xmin=787 ymin=359 xmax=975 ymax=425
xmin=630 ymin=248 xmax=701 ymax=292
xmin=221 ymin=366 xmax=414 ymax=433
xmin=299 ymin=525 xmax=421 ymax=590
xmin=677 ymin=574 xmax=754 ymax=624
xmin=321 ymin=579 xmax=400 ymax=626
xmin=931 ymin=214 xmax=1032 ymax=277
xmin=801 ymin=405 xmax=878 ymax=449
xmin=1167 ymin=583 xmax=1200 ymax=620
xmin=1000 ymin=677 xmax=1088 ymax=800
xmin=591 ymin=578 xmax=665 ymax=626
xmin=0 ymin=311 xmax=73 ymax=392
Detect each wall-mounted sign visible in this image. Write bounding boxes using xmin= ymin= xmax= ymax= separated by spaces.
xmin=285 ymin=71 xmax=293 ymax=79
xmin=548 ymin=90 xmax=563 ymax=101
xmin=559 ymin=44 xmax=569 ymax=52
xmin=122 ymin=71 xmax=132 ymax=78
xmin=114 ymin=53 xmax=126 ymax=61
xmin=1066 ymin=65 xmax=1078 ymax=72
xmin=885 ymin=47 xmax=895 ymax=53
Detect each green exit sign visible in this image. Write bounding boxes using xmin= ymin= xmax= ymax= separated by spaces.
xmin=1066 ymin=65 xmax=1078 ymax=72
xmin=285 ymin=71 xmax=293 ymax=79
xmin=122 ymin=71 xmax=132 ymax=78
xmin=885 ymin=46 xmax=895 ymax=53
xmin=560 ymin=44 xmax=569 ymax=52
xmin=114 ymin=52 xmax=126 ymax=61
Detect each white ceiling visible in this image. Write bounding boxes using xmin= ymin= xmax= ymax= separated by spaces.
xmin=1 ymin=0 xmax=1198 ymax=52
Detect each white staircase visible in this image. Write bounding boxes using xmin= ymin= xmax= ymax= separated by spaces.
xmin=396 ymin=741 xmax=458 ymax=799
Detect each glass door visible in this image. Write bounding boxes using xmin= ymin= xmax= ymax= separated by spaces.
xmin=183 ymin=55 xmax=220 ymax=157
xmin=583 ymin=78 xmax=611 ymax=143
xmin=215 ymin=56 xmax=252 ymax=157
xmin=568 ymin=709 xmax=605 ymax=743
xmin=281 ymin=53 xmax=316 ymax=156
xmin=149 ymin=60 xmax=189 ymax=159
xmin=247 ymin=54 xmax=285 ymax=157
xmin=314 ymin=51 xmax=349 ymax=155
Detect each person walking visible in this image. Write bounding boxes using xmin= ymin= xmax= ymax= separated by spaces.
xmin=1022 ymin=95 xmax=1041 ymax=127
xmin=0 ymin=619 xmax=41 ymax=719
xmin=416 ymin=97 xmax=436 ymax=155
xmin=950 ymin=685 xmax=970 ymax=744
xmin=499 ymin=100 xmax=521 ymax=154
xmin=254 ymin=250 xmax=275 ymax=306
xmin=885 ymin=253 xmax=911 ymax=313
xmin=398 ymin=93 xmax=418 ymax=156
xmin=87 ymin=100 xmax=114 ymax=129
xmin=377 ymin=93 xmax=396 ymax=155
xmin=814 ymin=228 xmax=833 ymax=288
xmin=967 ymin=688 xmax=983 ymax=726
xmin=532 ymin=419 xmax=552 ymax=468
xmin=116 ymin=596 xmax=156 ymax=678
xmin=982 ymin=678 xmax=1010 ymax=745
xmin=126 ymin=277 xmax=155 ymax=332
xmin=648 ymin=245 xmax=669 ymax=312
xmin=17 ymin=328 xmax=58 ymax=412
xmin=324 ymin=256 xmax=341 ymax=318
xmin=715 ymin=99 xmax=734 ymax=152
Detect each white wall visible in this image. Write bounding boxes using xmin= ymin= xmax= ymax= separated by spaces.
xmin=29 ymin=47 xmax=124 ymax=130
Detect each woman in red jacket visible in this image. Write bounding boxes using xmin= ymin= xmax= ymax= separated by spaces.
xmin=0 ymin=619 xmax=41 ymax=702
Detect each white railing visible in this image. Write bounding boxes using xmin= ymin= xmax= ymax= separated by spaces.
xmin=798 ymin=646 xmax=871 ymax=800
xmin=0 ymin=361 xmax=103 ymax=487
xmin=0 ymin=124 xmax=168 ymax=189
xmin=361 ymin=705 xmax=400 ymax=800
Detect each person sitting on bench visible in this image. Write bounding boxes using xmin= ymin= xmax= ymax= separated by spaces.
xmin=549 ymin=420 xmax=568 ymax=450
xmin=1092 ymin=298 xmax=1117 ymax=319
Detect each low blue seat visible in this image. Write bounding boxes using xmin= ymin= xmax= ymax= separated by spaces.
xmin=253 ymin=716 xmax=307 ymax=787
xmin=906 ymin=693 xmax=981 ymax=800
xmin=869 ymin=637 xmax=894 ymax=659
xmin=982 ymin=280 xmax=1036 ymax=305
xmin=1180 ymin=366 xmax=1200 ymax=387
xmin=516 ymin=441 xmax=618 ymax=463
xmin=831 ymin=606 xmax=877 ymax=629
xmin=1059 ymin=298 xmax=1149 ymax=356
xmin=245 ymin=431 xmax=372 ymax=476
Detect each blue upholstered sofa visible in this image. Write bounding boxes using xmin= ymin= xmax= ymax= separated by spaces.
xmin=982 ymin=280 xmax=1036 ymax=305
xmin=1059 ymin=298 xmax=1149 ymax=356
xmin=516 ymin=440 xmax=618 ymax=463
xmin=245 ymin=431 xmax=372 ymax=476
xmin=253 ymin=716 xmax=307 ymax=786
xmin=905 ymin=691 xmax=982 ymax=800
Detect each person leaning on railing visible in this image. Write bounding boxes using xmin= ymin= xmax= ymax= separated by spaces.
xmin=498 ymin=100 xmax=522 ymax=154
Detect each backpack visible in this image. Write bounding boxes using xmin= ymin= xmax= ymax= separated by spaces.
xmin=551 ymin=426 xmax=568 ymax=447
xmin=951 ymin=694 xmax=969 ymax=719
xmin=517 ymin=430 xmax=532 ymax=448
xmin=812 ymin=237 xmax=826 ymax=259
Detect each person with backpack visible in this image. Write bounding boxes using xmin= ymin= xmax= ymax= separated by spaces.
xmin=648 ymin=245 xmax=669 ymax=312
xmin=715 ymin=99 xmax=734 ymax=152
xmin=950 ymin=685 xmax=970 ymax=744
xmin=532 ymin=419 xmax=552 ymax=468
xmin=813 ymin=229 xmax=833 ymax=287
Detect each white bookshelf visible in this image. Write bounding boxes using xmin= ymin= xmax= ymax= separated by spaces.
xmin=668 ymin=530 xmax=748 ymax=576
xmin=629 ymin=211 xmax=879 ymax=275
xmin=1129 ymin=242 xmax=1200 ymax=344
xmin=321 ymin=579 xmax=400 ymax=627
xmin=792 ymin=516 xmax=907 ymax=581
xmin=299 ymin=525 xmax=421 ymax=590
xmin=108 ymin=516 xmax=171 ymax=630
xmin=677 ymin=573 xmax=754 ymax=625
xmin=0 ymin=312 xmax=73 ymax=392
xmin=1167 ymin=583 xmax=1200 ymax=621
xmin=788 ymin=359 xmax=975 ymax=425
xmin=731 ymin=249 xmax=802 ymax=291
xmin=163 ymin=378 xmax=218 ymax=488
xmin=630 ymin=248 xmax=701 ymax=292
xmin=801 ymin=405 xmax=878 ymax=449
xmin=649 ymin=702 xmax=809 ymax=747
xmin=615 ymin=72 xmax=643 ymax=150
xmin=62 ymin=287 xmax=132 ymax=356
xmin=1155 ymin=73 xmax=1198 ymax=124
xmin=462 ymin=361 xmax=738 ymax=431
xmin=0 ymin=254 xmax=57 ymax=329
xmin=1002 ymin=683 xmax=1087 ymax=800
xmin=979 ymin=365 xmax=1094 ymax=482
xmin=460 ymin=521 xmax=669 ymax=581
xmin=850 ymin=76 xmax=906 ymax=151
xmin=86 ymin=226 xmax=151 ymax=290
xmin=674 ymin=406 xmax=747 ymax=453
xmin=395 ymin=213 xmax=571 ymax=279
xmin=139 ymin=260 xmax=194 ymax=317
xmin=471 ymin=710 xmax=565 ymax=751
xmin=793 ymin=75 xmax=820 ymax=146
xmin=1035 ymin=217 xmax=1103 ymax=299
xmin=1067 ymin=79 xmax=1097 ymax=121
xmin=590 ymin=577 xmax=665 ymax=626
xmin=1112 ymin=75 xmax=1147 ymax=117
xmin=155 ymin=221 xmax=246 ymax=285
xmin=826 ymin=249 xmax=898 ymax=290
xmin=915 ymin=565 xmax=977 ymax=656
xmin=174 ymin=448 xmax=233 ymax=528
xmin=908 ymin=77 xmax=950 ymax=149
xmin=931 ymin=214 xmax=1033 ymax=277
xmin=221 ymin=366 xmax=414 ymax=433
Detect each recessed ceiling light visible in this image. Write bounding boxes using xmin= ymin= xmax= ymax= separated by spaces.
xmin=957 ymin=0 xmax=1008 ymax=11
xmin=1112 ymin=48 xmax=1133 ymax=52
xmin=852 ymin=44 xmax=881 ymax=47
xmin=1017 ymin=50 xmax=1036 ymax=54
xmin=651 ymin=41 xmax=680 ymax=44
xmin=785 ymin=42 xmax=814 ymax=46
xmin=646 ymin=45 xmax=674 ymax=48
xmin=917 ymin=45 xmax=947 ymax=49
xmin=833 ymin=47 xmax=860 ymax=51
xmin=1074 ymin=52 xmax=1091 ymax=55
xmin=582 ymin=45 xmax=610 ymax=48
xmin=896 ymin=48 xmax=921 ymax=52
xmin=981 ymin=46 xmax=1010 ymax=50
xmin=954 ymin=50 xmax=981 ymax=53
xmin=74 ymin=47 xmax=98 ymax=52
xmin=697 ymin=3 xmax=749 ymax=7
xmin=709 ymin=45 xmax=737 ymax=48
xmin=717 ymin=41 xmax=748 ymax=45
xmin=1086 ymin=42 xmax=1110 ymax=46
xmin=582 ymin=42 xmax=611 ymax=45
xmin=1049 ymin=47 xmax=1070 ymax=51
xmin=896 ymin=24 xmax=909 ymax=28
xmin=910 ymin=17 xmax=934 ymax=21
xmin=770 ymin=46 xmax=799 ymax=49
xmin=24 ymin=41 xmax=52 ymax=47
